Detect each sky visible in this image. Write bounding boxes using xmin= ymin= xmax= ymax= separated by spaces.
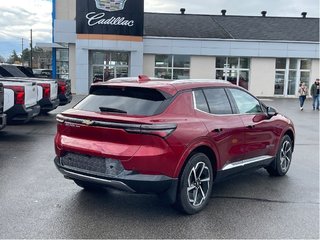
xmin=0 ymin=0 xmax=319 ymax=60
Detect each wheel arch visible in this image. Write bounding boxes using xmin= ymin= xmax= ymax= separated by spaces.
xmin=174 ymin=144 xmax=218 ymax=180
xmin=283 ymin=129 xmax=295 ymax=152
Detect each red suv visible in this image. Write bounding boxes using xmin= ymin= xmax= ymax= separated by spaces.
xmin=54 ymin=77 xmax=295 ymax=214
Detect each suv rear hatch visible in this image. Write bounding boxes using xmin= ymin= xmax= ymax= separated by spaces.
xmin=56 ymin=85 xmax=175 ymax=161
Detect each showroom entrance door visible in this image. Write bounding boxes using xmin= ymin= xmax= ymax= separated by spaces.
xmin=90 ymin=51 xmax=130 ymax=84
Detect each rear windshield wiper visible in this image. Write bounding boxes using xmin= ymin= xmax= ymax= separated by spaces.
xmin=99 ymin=107 xmax=127 ymax=114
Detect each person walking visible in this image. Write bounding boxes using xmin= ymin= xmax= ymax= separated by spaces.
xmin=298 ymin=82 xmax=308 ymax=111
xmin=310 ymin=78 xmax=320 ymax=110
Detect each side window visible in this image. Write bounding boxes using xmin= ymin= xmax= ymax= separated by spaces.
xmin=229 ymin=88 xmax=262 ymax=114
xmin=194 ymin=90 xmax=209 ymax=113
xmin=203 ymin=88 xmax=233 ymax=114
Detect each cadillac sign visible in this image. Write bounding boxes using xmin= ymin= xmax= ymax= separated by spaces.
xmin=76 ymin=0 xmax=144 ymax=36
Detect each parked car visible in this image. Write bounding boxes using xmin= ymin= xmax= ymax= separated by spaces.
xmin=54 ymin=76 xmax=295 ymax=214
xmin=0 ymin=64 xmax=72 ymax=106
xmin=0 ymin=83 xmax=6 ymax=130
xmin=32 ymin=69 xmax=52 ymax=78
xmin=0 ymin=80 xmax=40 ymax=123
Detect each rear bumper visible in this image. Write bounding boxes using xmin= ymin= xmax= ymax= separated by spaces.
xmin=6 ymin=104 xmax=40 ymax=122
xmin=54 ymin=156 xmax=178 ymax=202
xmin=0 ymin=114 xmax=6 ymax=130
xmin=58 ymin=93 xmax=72 ymax=106
xmin=38 ymin=98 xmax=60 ymax=112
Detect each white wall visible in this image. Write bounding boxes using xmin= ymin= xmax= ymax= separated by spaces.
xmin=143 ymin=55 xmax=155 ymax=76
xmin=144 ymin=37 xmax=319 ymax=59
xmin=56 ymin=0 xmax=76 ymax=20
xmin=69 ymin=44 xmax=76 ymax=93
xmin=190 ymin=56 xmax=215 ymax=79
xmin=250 ymin=58 xmax=276 ymax=97
xmin=75 ymin=43 xmax=89 ymax=94
xmin=311 ymin=59 xmax=320 ymax=83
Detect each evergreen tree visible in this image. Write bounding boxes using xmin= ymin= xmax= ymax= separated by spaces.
xmin=7 ymin=50 xmax=21 ymax=64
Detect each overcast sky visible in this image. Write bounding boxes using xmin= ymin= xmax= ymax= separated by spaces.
xmin=0 ymin=0 xmax=319 ymax=59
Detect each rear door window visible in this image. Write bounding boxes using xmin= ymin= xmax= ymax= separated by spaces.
xmin=74 ymin=86 xmax=170 ymax=116
xmin=194 ymin=90 xmax=209 ymax=113
xmin=203 ymin=88 xmax=233 ymax=114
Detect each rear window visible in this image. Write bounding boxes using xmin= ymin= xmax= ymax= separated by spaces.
xmin=74 ymin=86 xmax=169 ymax=116
xmin=0 ymin=67 xmax=13 ymax=77
xmin=0 ymin=65 xmax=26 ymax=77
xmin=17 ymin=66 xmax=35 ymax=77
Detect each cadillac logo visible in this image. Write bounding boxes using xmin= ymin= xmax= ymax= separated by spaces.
xmin=95 ymin=0 xmax=127 ymax=12
xmin=82 ymin=119 xmax=94 ymax=126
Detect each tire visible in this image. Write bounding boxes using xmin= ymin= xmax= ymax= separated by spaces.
xmin=266 ymin=135 xmax=293 ymax=176
xmin=175 ymin=152 xmax=213 ymax=214
xmin=74 ymin=179 xmax=103 ymax=191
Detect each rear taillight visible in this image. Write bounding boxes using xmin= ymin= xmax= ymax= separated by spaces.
xmin=39 ymin=83 xmax=50 ymax=98
xmin=6 ymin=86 xmax=25 ymax=105
xmin=125 ymin=123 xmax=177 ymax=138
xmin=55 ymin=114 xmax=177 ymax=138
xmin=58 ymin=81 xmax=66 ymax=94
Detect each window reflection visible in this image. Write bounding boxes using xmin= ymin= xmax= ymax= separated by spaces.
xmin=155 ymin=55 xmax=190 ymax=79
xmin=90 ymin=51 xmax=129 ymax=83
xmin=274 ymin=58 xmax=311 ymax=96
xmin=215 ymin=57 xmax=250 ymax=90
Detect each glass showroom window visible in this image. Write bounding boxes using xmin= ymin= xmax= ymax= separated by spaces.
xmin=215 ymin=57 xmax=250 ymax=90
xmin=154 ymin=55 xmax=190 ymax=79
xmin=274 ymin=58 xmax=311 ymax=96
xmin=56 ymin=48 xmax=69 ymax=80
xmin=90 ymin=51 xmax=129 ymax=83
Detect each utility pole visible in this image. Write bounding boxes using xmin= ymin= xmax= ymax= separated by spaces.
xmin=21 ymin=38 xmax=24 ymax=55
xmin=30 ymin=29 xmax=33 ymax=68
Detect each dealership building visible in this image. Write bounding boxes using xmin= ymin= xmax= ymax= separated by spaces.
xmin=52 ymin=0 xmax=320 ymax=97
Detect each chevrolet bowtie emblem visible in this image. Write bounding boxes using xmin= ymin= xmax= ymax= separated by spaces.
xmin=82 ymin=119 xmax=94 ymax=126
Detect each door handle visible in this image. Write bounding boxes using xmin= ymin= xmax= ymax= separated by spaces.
xmin=213 ymin=128 xmax=223 ymax=133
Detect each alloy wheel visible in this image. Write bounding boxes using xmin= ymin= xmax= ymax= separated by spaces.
xmin=279 ymin=140 xmax=292 ymax=172
xmin=187 ymin=161 xmax=211 ymax=207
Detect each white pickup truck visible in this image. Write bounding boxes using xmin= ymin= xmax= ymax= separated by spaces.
xmin=0 ymin=80 xmax=40 ymax=123
xmin=0 ymin=83 xmax=6 ymax=130
xmin=0 ymin=77 xmax=59 ymax=113
xmin=0 ymin=65 xmax=60 ymax=113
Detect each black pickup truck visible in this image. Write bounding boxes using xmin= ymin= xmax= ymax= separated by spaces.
xmin=0 ymin=82 xmax=6 ymax=130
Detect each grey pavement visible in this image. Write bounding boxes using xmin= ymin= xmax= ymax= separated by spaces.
xmin=0 ymin=96 xmax=319 ymax=239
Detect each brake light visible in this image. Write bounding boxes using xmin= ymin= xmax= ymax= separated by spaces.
xmin=6 ymin=86 xmax=25 ymax=105
xmin=39 ymin=83 xmax=50 ymax=98
xmin=138 ymin=75 xmax=150 ymax=83
xmin=126 ymin=123 xmax=177 ymax=138
xmin=58 ymin=82 xmax=66 ymax=94
xmin=56 ymin=114 xmax=177 ymax=138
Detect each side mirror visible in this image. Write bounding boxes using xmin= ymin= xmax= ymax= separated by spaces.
xmin=267 ymin=107 xmax=278 ymax=117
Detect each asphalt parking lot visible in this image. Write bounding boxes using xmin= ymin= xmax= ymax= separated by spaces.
xmin=0 ymin=96 xmax=319 ymax=239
